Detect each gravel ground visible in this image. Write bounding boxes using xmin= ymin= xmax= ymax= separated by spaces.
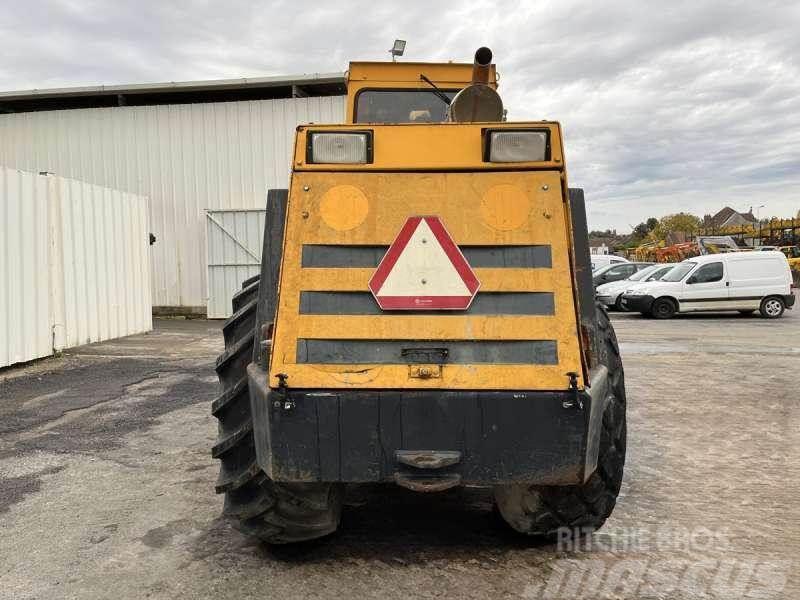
xmin=1 ymin=308 xmax=798 ymax=599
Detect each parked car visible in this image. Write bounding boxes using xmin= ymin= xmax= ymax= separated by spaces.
xmin=592 ymin=262 xmax=654 ymax=287
xmin=596 ymin=263 xmax=676 ymax=310
xmin=620 ymin=251 xmax=795 ymax=319
xmin=591 ymin=254 xmax=629 ymax=271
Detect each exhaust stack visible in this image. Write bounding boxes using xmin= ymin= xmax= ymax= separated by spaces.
xmin=471 ymin=46 xmax=493 ymax=85
xmin=448 ymin=47 xmax=504 ymax=123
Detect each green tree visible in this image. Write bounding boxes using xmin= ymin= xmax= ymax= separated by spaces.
xmin=652 ymin=213 xmax=702 ymax=240
xmin=632 ymin=222 xmax=650 ymax=239
xmin=630 ymin=217 xmax=660 ymax=242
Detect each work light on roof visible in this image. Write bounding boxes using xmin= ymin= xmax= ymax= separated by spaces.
xmin=390 ymin=39 xmax=406 ymax=61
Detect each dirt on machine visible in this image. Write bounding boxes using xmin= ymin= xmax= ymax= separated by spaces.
xmin=211 ymin=47 xmax=627 ymax=543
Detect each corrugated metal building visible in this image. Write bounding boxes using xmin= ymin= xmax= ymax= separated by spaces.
xmin=0 ymin=73 xmax=346 ymax=313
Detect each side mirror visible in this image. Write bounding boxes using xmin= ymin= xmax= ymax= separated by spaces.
xmin=686 ymin=276 xmax=697 ymax=284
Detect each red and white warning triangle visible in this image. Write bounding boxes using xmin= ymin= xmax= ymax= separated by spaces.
xmin=368 ymin=216 xmax=480 ymax=310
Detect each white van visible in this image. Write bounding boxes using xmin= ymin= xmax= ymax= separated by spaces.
xmin=590 ymin=254 xmax=629 ymax=271
xmin=620 ymin=251 xmax=795 ymax=319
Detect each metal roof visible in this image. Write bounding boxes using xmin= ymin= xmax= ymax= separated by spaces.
xmin=0 ymin=72 xmax=347 ymax=113
xmin=0 ymin=72 xmax=345 ymax=100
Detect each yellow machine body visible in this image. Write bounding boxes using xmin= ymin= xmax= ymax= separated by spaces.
xmin=269 ymin=121 xmax=587 ymax=391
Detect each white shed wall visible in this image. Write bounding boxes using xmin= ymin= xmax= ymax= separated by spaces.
xmin=52 ymin=176 xmax=152 ymax=349
xmin=0 ymin=168 xmax=51 ymax=366
xmin=0 ymin=95 xmax=346 ymax=309
xmin=0 ymin=167 xmax=151 ymax=367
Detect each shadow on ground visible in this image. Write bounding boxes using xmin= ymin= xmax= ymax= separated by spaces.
xmin=248 ymin=485 xmax=552 ymax=564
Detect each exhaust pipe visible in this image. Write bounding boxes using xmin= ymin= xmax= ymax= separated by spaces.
xmin=448 ymin=47 xmax=503 ymax=122
xmin=471 ymin=47 xmax=493 ymax=85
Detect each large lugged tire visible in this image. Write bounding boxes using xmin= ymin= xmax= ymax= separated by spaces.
xmin=212 ymin=276 xmax=343 ymax=544
xmin=494 ymin=305 xmax=626 ymax=538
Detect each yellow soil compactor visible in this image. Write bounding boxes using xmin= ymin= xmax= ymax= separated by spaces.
xmin=212 ymin=48 xmax=627 ymax=543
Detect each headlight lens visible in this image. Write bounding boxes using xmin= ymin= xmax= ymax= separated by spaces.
xmin=309 ymin=132 xmax=371 ymax=164
xmin=488 ymin=130 xmax=548 ymax=162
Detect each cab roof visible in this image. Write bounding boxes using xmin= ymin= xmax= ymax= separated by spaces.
xmin=347 ymin=61 xmax=497 ymax=88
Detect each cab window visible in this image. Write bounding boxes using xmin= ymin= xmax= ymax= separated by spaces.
xmin=688 ymin=262 xmax=723 ymax=284
xmin=355 ymin=90 xmax=457 ymax=123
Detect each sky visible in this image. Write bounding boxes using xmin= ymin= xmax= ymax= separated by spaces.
xmin=1 ymin=0 xmax=799 ymax=232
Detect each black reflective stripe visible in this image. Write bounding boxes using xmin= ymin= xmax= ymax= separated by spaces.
xmin=303 ymin=245 xmax=385 ymax=268
xmin=464 ymin=246 xmax=552 ymax=268
xmin=301 ymin=245 xmax=552 ymax=268
xmin=296 ymin=339 xmax=558 ymax=365
xmin=299 ymin=291 xmax=555 ymax=315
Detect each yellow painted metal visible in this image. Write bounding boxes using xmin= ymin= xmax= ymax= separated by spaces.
xmin=293 ymin=315 xmax=577 ymax=342
xmin=318 ymin=185 xmax=369 ymax=231
xmin=269 ymin=160 xmax=585 ymax=391
xmin=346 ymin=61 xmax=497 ymax=123
xmin=481 ymin=184 xmax=532 ymax=231
xmin=281 ymin=170 xmax=568 ymax=245
xmin=295 ymin=123 xmax=563 ymax=172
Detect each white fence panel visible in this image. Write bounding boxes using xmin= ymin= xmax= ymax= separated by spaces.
xmin=206 ymin=209 xmax=265 ymax=318
xmin=0 ymin=168 xmax=52 ymax=366
xmin=0 ymin=167 xmax=152 ymax=367
xmin=52 ymin=177 xmax=152 ymax=349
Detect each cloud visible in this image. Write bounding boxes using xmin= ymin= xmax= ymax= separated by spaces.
xmin=1 ymin=0 xmax=798 ymax=230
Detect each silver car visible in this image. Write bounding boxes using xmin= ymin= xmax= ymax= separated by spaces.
xmin=595 ymin=263 xmax=677 ymax=310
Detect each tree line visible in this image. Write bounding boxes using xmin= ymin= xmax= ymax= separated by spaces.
xmin=590 ymin=213 xmax=703 ymax=248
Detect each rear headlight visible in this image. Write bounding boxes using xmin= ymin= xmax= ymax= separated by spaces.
xmin=308 ymin=131 xmax=372 ymax=164
xmin=487 ymin=130 xmax=548 ymax=162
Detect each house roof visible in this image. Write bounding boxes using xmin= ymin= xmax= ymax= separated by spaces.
xmin=709 ymin=206 xmax=757 ymax=228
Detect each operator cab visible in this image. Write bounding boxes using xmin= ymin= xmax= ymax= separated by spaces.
xmin=347 ymin=61 xmax=498 ymax=124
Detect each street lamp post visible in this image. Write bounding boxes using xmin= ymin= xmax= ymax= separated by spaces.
xmin=756 ymin=205 xmax=765 ymax=246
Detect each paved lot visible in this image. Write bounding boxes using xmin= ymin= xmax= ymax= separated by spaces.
xmin=1 ymin=307 xmax=798 ymax=599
